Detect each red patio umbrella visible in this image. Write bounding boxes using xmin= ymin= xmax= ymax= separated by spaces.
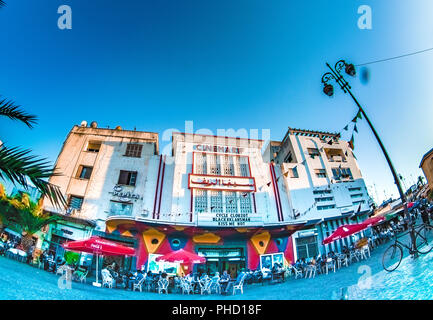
xmin=63 ymin=236 xmax=135 ymax=287
xmin=322 ymin=223 xmax=367 ymax=245
xmin=155 ymin=249 xmax=206 ymax=264
xmin=362 ymin=216 xmax=386 ymax=228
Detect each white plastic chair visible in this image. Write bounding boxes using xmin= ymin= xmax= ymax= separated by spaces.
xmin=305 ymin=265 xmax=317 ymax=279
xmin=101 ymin=269 xmax=115 ymax=288
xmin=232 ymin=273 xmax=247 ymax=295
xmin=133 ymin=276 xmax=145 ymax=292
xmin=325 ymin=258 xmax=336 ymax=274
xmin=157 ymin=278 xmax=169 ymax=294
xmin=209 ymin=277 xmax=221 ymax=294
xmin=199 ymin=278 xmax=212 ymax=295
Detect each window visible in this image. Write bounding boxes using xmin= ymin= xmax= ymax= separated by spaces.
xmin=317 ymin=204 xmax=336 ymax=210
xmin=86 ymin=141 xmax=101 ymax=152
xmin=307 ymin=148 xmax=320 ymax=158
xmin=225 ymin=192 xmax=238 ymax=213
xmin=239 ymin=192 xmax=252 ymax=213
xmin=210 ymin=191 xmax=223 ymax=213
xmin=283 ymin=151 xmax=293 ymax=163
xmin=296 ymin=235 xmax=319 ymax=259
xmin=124 ymin=144 xmax=143 ymax=158
xmin=76 ymin=166 xmax=93 ymax=179
xmin=289 ymin=167 xmax=299 ymax=178
xmin=353 ymin=200 xmax=365 ymax=205
xmin=238 ymin=157 xmax=250 ymax=177
xmin=313 ymin=189 xmax=332 ymax=195
xmin=332 ymin=167 xmax=353 ymax=180
xmin=314 ymin=169 xmax=327 ymax=178
xmin=118 ymin=170 xmax=137 ymax=186
xmin=195 ymin=153 xmax=207 ymax=174
xmin=350 ymin=193 xmax=364 ymax=199
xmin=109 ymin=201 xmax=133 ymax=216
xmin=194 ymin=189 xmax=208 ymax=213
xmin=348 ymin=187 xmax=361 ymax=192
xmin=68 ymin=195 xmax=84 ymax=211
xmin=209 ymin=154 xmax=221 ymax=175
xmin=315 ymin=197 xmax=334 ymax=202
xmin=223 ymin=156 xmax=235 ymax=176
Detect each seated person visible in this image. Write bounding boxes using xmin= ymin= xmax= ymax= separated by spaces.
xmin=219 ymin=270 xmax=230 ymax=292
xmin=224 ymin=269 xmax=246 ymax=294
xmin=73 ymin=265 xmax=88 ymax=281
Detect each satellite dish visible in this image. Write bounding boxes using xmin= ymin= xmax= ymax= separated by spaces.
xmin=90 ymin=121 xmax=98 ymax=128
xmin=80 ymin=120 xmax=88 ymax=127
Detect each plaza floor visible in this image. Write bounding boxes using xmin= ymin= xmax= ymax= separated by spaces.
xmin=0 ymin=230 xmax=431 ymax=300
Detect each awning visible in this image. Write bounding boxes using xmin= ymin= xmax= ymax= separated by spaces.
xmin=4 ymin=228 xmax=21 ymax=238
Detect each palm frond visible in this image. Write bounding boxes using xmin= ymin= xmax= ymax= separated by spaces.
xmin=0 ymin=144 xmax=66 ymax=209
xmin=0 ymin=98 xmax=37 ymax=128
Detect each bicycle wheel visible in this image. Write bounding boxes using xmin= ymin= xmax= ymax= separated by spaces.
xmin=415 ymin=225 xmax=433 ymax=254
xmin=382 ymin=244 xmax=403 ymax=272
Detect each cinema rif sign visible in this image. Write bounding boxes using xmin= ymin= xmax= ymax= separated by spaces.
xmin=193 ymin=144 xmax=242 ymax=154
xmin=188 ymin=174 xmax=256 ymax=192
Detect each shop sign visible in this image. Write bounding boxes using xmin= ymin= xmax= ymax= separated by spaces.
xmin=109 ymin=185 xmax=143 ymax=202
xmin=188 ymin=174 xmax=256 ymax=192
xmin=193 ymin=144 xmax=242 ymax=154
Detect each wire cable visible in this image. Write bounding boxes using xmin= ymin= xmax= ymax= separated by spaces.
xmin=355 ymin=47 xmax=433 ymax=67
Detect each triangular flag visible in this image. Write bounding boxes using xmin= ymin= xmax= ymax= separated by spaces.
xmin=354 ymin=124 xmax=358 ymax=133
xmin=357 ymin=110 xmax=362 ymax=120
xmin=351 ymin=116 xmax=357 ymax=123
xmin=276 ymin=177 xmax=280 ymax=182
xmin=327 ymin=139 xmax=333 ymax=145
xmin=267 ymin=182 xmax=272 ymax=187
xmin=343 ymin=125 xmax=349 ymax=131
xmin=283 ymin=171 xmax=289 ymax=177
xmin=348 ymin=135 xmax=354 ymax=150
xmin=344 ymin=150 xmax=348 ymax=157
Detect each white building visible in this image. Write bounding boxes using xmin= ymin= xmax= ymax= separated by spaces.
xmin=265 ymin=127 xmax=372 ymax=260
xmin=43 ymin=121 xmax=159 ymax=267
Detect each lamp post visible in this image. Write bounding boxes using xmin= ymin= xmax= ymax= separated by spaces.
xmin=321 ymin=60 xmax=418 ymax=258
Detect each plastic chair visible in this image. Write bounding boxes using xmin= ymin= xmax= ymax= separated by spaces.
xmin=232 ymin=273 xmax=247 ymax=295
xmin=199 ymin=278 xmax=212 ymax=295
xmin=101 ymin=269 xmax=115 ymax=288
xmin=157 ymin=278 xmax=169 ymax=294
xmin=133 ymin=276 xmax=145 ymax=292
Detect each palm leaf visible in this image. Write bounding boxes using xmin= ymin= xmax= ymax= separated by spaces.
xmin=0 ymin=98 xmax=37 ymax=128
xmin=0 ymin=144 xmax=66 ymax=209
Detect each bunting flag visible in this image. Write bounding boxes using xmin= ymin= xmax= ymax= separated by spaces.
xmin=327 ymin=139 xmax=333 ymax=145
xmin=351 ymin=116 xmax=358 ymax=123
xmin=276 ymin=177 xmax=280 ymax=182
xmin=354 ymin=124 xmax=358 ymax=133
xmin=301 ymin=160 xmax=307 ymax=165
xmin=343 ymin=125 xmax=349 ymax=131
xmin=348 ymin=135 xmax=355 ymax=150
xmin=356 ymin=110 xmax=362 ymax=120
xmin=344 ymin=150 xmax=348 ymax=157
xmin=267 ymin=182 xmax=272 ymax=187
xmin=283 ymin=171 xmax=289 ymax=178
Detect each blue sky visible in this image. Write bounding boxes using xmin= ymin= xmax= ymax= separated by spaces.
xmin=1 ymin=0 xmax=432 ymax=204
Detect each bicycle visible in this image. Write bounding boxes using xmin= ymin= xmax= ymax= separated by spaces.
xmin=382 ymin=222 xmax=433 ymax=272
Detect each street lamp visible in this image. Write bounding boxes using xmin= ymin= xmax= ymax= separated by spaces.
xmin=321 ymin=59 xmax=418 ymax=257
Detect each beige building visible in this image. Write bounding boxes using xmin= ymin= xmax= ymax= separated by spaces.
xmin=42 ymin=121 xmax=159 ymax=262
xmin=420 ymin=148 xmax=433 ymax=193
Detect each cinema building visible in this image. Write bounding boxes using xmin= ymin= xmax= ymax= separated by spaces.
xmin=43 ymin=123 xmax=372 ymax=275
xmin=105 ymin=132 xmax=318 ymax=276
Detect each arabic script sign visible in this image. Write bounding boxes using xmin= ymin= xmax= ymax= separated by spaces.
xmin=188 ymin=174 xmax=256 ymax=192
xmin=109 ymin=185 xmax=143 ymax=201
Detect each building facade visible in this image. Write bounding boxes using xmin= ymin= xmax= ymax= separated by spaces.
xmin=420 ymin=148 xmax=433 ymax=194
xmin=265 ymin=127 xmax=372 ymax=261
xmin=43 ymin=123 xmax=372 ymax=275
xmin=43 ymin=121 xmax=159 ymax=268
